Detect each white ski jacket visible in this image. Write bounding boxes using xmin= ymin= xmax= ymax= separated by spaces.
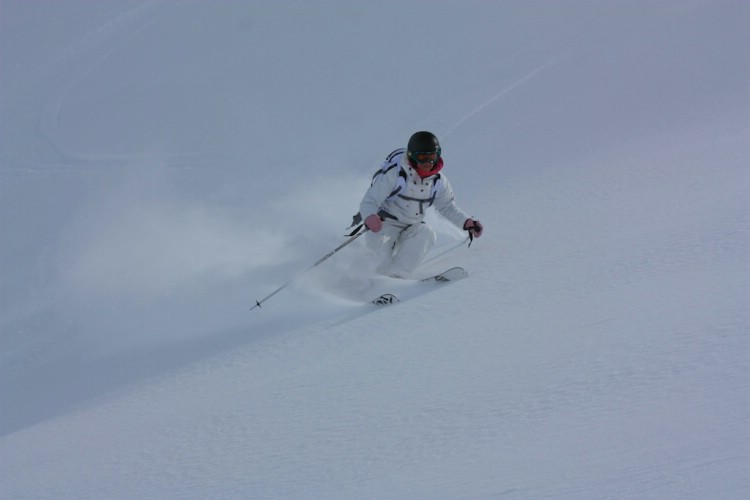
xmin=359 ymin=149 xmax=471 ymax=228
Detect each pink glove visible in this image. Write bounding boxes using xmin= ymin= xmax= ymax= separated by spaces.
xmin=365 ymin=214 xmax=383 ymax=232
xmin=463 ymin=218 xmax=483 ymax=237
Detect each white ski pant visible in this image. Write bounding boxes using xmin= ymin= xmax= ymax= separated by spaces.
xmin=365 ymin=220 xmax=436 ymax=277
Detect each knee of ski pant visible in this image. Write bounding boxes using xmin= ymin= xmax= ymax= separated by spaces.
xmin=425 ymin=224 xmax=437 ymax=245
xmin=393 ymin=224 xmax=436 ymax=262
xmin=401 ymin=222 xmax=436 ymax=243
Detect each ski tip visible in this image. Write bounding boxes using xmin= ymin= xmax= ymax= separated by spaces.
xmin=444 ymin=266 xmax=468 ymax=277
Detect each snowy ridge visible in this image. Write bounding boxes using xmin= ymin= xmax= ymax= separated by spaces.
xmin=1 ymin=1 xmax=748 ymax=498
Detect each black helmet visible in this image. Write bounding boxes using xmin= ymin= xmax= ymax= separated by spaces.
xmin=407 ymin=131 xmax=441 ymax=163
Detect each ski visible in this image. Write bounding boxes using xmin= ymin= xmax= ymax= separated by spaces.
xmin=370 ymin=267 xmax=468 ymax=306
xmin=419 ymin=266 xmax=468 ymax=283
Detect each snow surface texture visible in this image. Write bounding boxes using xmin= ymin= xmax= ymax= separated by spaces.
xmin=1 ymin=1 xmax=748 ymax=498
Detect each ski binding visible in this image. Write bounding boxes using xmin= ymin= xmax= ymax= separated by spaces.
xmin=372 ymin=293 xmax=399 ymax=306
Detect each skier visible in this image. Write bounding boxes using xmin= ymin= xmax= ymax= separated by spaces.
xmin=356 ymin=131 xmax=483 ymax=278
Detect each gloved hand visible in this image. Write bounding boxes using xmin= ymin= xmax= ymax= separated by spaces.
xmin=365 ymin=214 xmax=383 ymax=232
xmin=463 ymin=218 xmax=483 ymax=238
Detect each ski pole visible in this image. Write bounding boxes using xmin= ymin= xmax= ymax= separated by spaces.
xmin=250 ymin=227 xmax=368 ymax=310
xmin=422 ymin=235 xmax=471 ymax=267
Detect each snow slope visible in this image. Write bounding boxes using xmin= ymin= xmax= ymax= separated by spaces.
xmin=1 ymin=0 xmax=748 ymax=498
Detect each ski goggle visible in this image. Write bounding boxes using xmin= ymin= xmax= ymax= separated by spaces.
xmin=409 ymin=151 xmax=440 ymax=165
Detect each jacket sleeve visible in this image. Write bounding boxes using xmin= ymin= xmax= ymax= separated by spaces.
xmin=432 ymin=175 xmax=471 ymax=229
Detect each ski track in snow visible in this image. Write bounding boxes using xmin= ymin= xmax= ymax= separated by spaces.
xmin=444 ymin=61 xmax=555 ymax=138
xmin=40 ymin=2 xmax=164 ymax=161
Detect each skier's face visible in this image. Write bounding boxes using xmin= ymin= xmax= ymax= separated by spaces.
xmin=413 ymin=152 xmax=438 ymax=171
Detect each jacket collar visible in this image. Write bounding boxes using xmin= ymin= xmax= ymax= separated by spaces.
xmin=406 ymin=156 xmax=444 ymax=178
